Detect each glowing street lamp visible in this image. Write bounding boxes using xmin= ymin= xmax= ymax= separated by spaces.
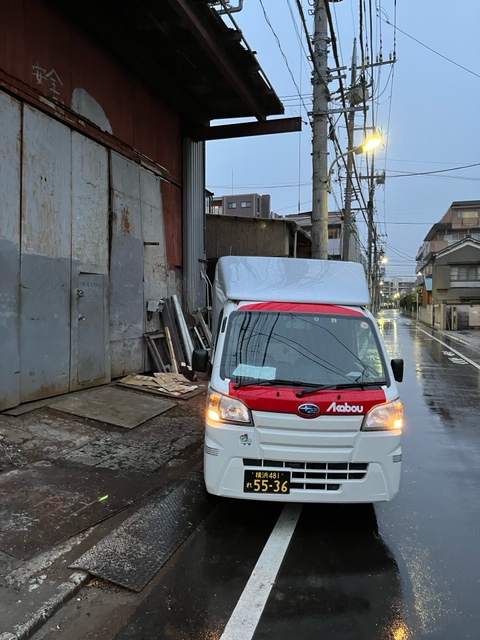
xmin=327 ymin=132 xmax=383 ymax=192
xmin=360 ymin=134 xmax=382 ymax=153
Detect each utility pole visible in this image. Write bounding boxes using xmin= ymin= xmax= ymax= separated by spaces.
xmin=366 ymin=169 xmax=375 ymax=303
xmin=372 ymin=237 xmax=379 ymax=313
xmin=341 ymin=39 xmax=357 ymax=262
xmin=311 ymin=0 xmax=330 ymax=259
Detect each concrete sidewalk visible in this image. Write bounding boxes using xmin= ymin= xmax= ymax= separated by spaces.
xmin=0 ymin=383 xmax=206 ymax=640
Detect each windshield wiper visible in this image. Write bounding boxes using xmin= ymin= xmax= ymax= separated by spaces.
xmin=233 ymin=379 xmax=321 ymax=390
xmin=296 ymin=380 xmax=387 ymax=398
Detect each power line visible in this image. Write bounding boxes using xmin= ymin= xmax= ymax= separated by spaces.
xmin=388 ymin=162 xmax=480 ymax=178
xmin=387 ymin=221 xmax=437 ymax=226
xmin=381 ymin=17 xmax=480 ymax=80
xmin=257 ymin=0 xmax=311 ymax=119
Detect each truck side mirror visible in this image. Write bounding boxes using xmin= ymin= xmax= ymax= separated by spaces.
xmin=390 ymin=358 xmax=404 ymax=383
xmin=192 ymin=348 xmax=209 ymax=373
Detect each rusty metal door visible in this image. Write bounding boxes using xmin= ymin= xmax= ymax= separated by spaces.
xmin=110 ymin=152 xmax=145 ymax=377
xmin=0 ymin=92 xmax=21 ymax=410
xmin=20 ymin=106 xmax=72 ymax=402
xmin=70 ymin=132 xmax=109 ymax=388
xmin=19 ymin=108 xmax=110 ymax=402
xmin=75 ymin=273 xmax=106 ymax=382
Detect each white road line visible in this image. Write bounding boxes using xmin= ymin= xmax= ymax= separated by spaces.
xmin=220 ymin=503 xmax=303 ymax=640
xmin=416 ymin=327 xmax=480 ymax=370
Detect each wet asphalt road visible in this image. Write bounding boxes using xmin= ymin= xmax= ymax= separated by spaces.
xmin=38 ymin=311 xmax=480 ymax=640
xmin=116 ymin=311 xmax=480 ymax=640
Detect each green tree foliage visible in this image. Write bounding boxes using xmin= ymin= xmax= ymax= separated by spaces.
xmin=400 ymin=286 xmax=422 ymax=311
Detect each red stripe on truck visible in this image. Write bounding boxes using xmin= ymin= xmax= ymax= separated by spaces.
xmin=238 ymin=302 xmax=364 ymax=315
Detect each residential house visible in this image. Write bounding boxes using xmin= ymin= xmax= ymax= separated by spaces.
xmin=283 ymin=211 xmax=363 ymax=262
xmin=416 ymin=201 xmax=480 ymax=329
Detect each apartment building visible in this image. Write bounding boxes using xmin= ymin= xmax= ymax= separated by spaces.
xmin=416 ymin=200 xmax=480 ymax=274
xmin=211 ymin=193 xmax=272 ymax=219
xmin=416 ymin=201 xmax=480 ymax=329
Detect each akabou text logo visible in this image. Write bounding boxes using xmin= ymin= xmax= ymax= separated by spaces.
xmin=326 ymin=401 xmax=364 ymax=414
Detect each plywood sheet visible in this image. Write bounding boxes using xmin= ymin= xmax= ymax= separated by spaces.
xmin=49 ymin=386 xmax=175 ymax=428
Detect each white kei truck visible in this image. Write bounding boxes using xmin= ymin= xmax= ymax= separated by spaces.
xmin=192 ymin=256 xmax=404 ymax=503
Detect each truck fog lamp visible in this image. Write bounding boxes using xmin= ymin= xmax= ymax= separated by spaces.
xmin=363 ymin=400 xmax=404 ymax=431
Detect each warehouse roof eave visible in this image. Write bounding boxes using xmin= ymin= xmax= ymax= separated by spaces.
xmin=45 ymin=0 xmax=285 ymax=131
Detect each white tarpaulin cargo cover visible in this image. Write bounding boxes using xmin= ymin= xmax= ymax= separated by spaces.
xmin=213 ymin=256 xmax=370 ymax=320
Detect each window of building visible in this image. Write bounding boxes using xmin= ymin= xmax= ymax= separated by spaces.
xmin=227 ymin=202 xmax=237 ymax=209
xmin=458 ymin=210 xmax=480 ymax=226
xmin=240 ymin=201 xmax=252 ymax=208
xmin=445 ymin=233 xmax=461 ymax=244
xmin=328 ymin=228 xmax=340 ymax=239
xmin=450 ymin=265 xmax=480 ymax=281
xmin=458 ymin=210 xmax=479 ymax=218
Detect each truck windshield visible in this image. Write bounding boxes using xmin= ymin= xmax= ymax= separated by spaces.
xmin=220 ymin=310 xmax=388 ymax=387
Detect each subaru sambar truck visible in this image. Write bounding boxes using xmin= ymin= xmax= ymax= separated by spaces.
xmin=193 ymin=256 xmax=404 ymax=503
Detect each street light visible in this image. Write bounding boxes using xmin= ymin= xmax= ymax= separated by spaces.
xmin=361 ymin=134 xmax=383 ymax=153
xmin=312 ymin=131 xmax=382 ymax=261
xmin=328 ymin=133 xmax=383 ymax=192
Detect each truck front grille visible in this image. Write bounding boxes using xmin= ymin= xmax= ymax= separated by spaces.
xmin=243 ymin=459 xmax=368 ymax=491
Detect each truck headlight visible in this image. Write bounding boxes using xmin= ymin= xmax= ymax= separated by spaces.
xmin=362 ymin=400 xmax=404 ymax=431
xmin=207 ymin=389 xmax=252 ymax=424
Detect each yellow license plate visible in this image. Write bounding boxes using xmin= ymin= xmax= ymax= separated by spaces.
xmin=243 ymin=470 xmax=290 ymax=494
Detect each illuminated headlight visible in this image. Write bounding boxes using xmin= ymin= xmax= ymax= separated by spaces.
xmin=207 ymin=389 xmax=252 ymax=424
xmin=362 ymin=400 xmax=404 ymax=431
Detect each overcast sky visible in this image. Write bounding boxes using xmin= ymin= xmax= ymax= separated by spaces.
xmin=206 ymin=0 xmax=480 ymax=281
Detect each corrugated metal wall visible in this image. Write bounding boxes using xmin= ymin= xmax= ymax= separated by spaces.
xmin=162 ymin=181 xmax=183 ymax=269
xmin=109 ymin=153 xmax=146 ymax=377
xmin=0 ymin=92 xmax=21 ymax=409
xmin=20 ymin=106 xmax=73 ymax=401
xmin=0 ymin=1 xmax=196 ymax=408
xmin=0 ymin=92 xmax=179 ymax=408
xmin=70 ymin=133 xmax=110 ymax=389
xmin=183 ymin=138 xmax=207 ymax=314
xmin=0 ymin=0 xmax=182 ymax=183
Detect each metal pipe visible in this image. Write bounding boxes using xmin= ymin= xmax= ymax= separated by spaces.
xmin=171 ymin=295 xmax=194 ymax=365
xmin=214 ymin=0 xmax=244 ymax=15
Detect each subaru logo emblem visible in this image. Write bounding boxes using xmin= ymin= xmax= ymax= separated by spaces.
xmin=298 ymin=403 xmax=320 ymax=416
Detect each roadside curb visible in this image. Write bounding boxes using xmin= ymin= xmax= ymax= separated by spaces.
xmin=0 ymin=571 xmax=88 ymax=640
